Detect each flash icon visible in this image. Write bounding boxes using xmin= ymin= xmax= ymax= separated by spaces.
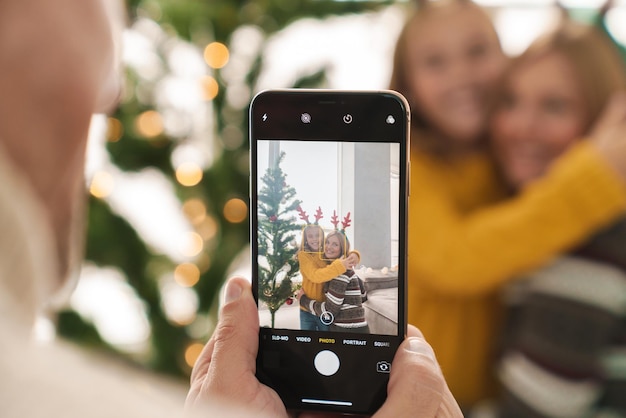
xmin=262 ymin=113 xmax=268 ymax=121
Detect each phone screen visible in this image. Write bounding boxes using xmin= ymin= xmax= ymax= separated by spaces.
xmin=250 ymin=90 xmax=409 ymax=414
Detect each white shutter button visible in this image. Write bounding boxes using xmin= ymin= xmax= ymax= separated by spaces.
xmin=314 ymin=350 xmax=340 ymax=376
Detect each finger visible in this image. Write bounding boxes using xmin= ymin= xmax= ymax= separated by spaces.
xmin=189 ymin=276 xmax=254 ymax=385
xmin=186 ymin=336 xmax=216 ymax=406
xmin=298 ymin=329 xmax=445 ymax=418
xmin=407 ymin=323 xmax=424 ymax=339
xmin=374 ymin=337 xmax=462 ymax=418
xmin=201 ymin=277 xmax=260 ymax=397
xmin=186 ymin=277 xmax=254 ymax=409
xmin=186 ymin=311 xmax=227 ymax=408
xmin=439 ymin=385 xmax=464 ymax=418
xmin=190 ymin=332 xmax=216 ymax=384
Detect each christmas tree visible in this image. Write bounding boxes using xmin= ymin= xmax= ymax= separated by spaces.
xmin=257 ymin=151 xmax=301 ymax=328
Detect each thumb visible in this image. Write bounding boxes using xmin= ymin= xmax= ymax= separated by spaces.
xmin=207 ymin=277 xmax=260 ymax=389
xmin=374 ymin=335 xmax=462 ymax=418
xmin=189 ymin=277 xmax=260 ymax=402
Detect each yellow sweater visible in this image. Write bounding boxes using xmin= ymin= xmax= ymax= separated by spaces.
xmin=407 ymin=141 xmax=626 ymax=409
xmin=298 ymin=250 xmax=361 ymax=302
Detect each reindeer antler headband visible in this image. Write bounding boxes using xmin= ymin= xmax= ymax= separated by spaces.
xmin=330 ymin=210 xmax=351 ymax=234
xmin=297 ymin=205 xmax=324 ymax=225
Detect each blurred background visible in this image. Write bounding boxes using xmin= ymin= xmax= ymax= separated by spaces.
xmin=54 ymin=0 xmax=626 ymax=385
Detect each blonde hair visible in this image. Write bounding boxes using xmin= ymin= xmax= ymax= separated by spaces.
xmin=496 ymin=20 xmax=626 ymax=133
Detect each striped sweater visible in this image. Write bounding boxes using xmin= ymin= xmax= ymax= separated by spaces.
xmin=300 ymin=270 xmax=368 ymax=329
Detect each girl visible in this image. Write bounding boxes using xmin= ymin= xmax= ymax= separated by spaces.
xmin=298 ymin=230 xmax=369 ymax=333
xmin=390 ymin=0 xmax=626 ymax=408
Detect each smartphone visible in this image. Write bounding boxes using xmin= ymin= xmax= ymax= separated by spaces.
xmin=249 ymin=89 xmax=409 ymax=415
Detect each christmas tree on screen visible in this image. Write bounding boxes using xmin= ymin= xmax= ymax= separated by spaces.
xmin=257 ymin=151 xmax=301 ymax=328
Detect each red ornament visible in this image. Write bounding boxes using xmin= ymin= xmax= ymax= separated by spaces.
xmin=269 ymin=215 xmax=277 ymax=222
xmin=285 ymin=298 xmax=293 ymax=305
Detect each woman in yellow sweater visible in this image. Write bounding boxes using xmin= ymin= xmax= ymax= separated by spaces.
xmin=389 ymin=0 xmax=626 ymax=410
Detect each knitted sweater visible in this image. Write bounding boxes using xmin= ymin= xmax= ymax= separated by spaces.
xmin=497 ymin=217 xmax=626 ymax=417
xmin=299 ymin=269 xmax=368 ymax=329
xmin=297 ymin=249 xmax=361 ymax=303
xmin=407 ymin=141 xmax=626 ymax=409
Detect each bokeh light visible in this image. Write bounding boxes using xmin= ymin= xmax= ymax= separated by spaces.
xmin=223 ymin=198 xmax=248 ymax=223
xmin=89 ymin=171 xmax=115 ymax=198
xmin=201 ymin=75 xmax=219 ymax=100
xmin=180 ymin=231 xmax=204 ymax=257
xmin=160 ymin=277 xmax=199 ymax=326
xmin=184 ymin=342 xmax=205 ymax=368
xmin=197 ymin=215 xmax=219 ymax=241
xmin=174 ymin=262 xmax=201 ymax=287
xmin=175 ymin=162 xmax=203 ymax=186
xmin=135 ymin=110 xmax=164 ymax=138
xmin=106 ymin=117 xmax=124 ymax=142
xmin=182 ymin=198 xmax=207 ymax=225
xmin=71 ymin=264 xmax=151 ymax=353
xmin=203 ymin=42 xmax=230 ymax=69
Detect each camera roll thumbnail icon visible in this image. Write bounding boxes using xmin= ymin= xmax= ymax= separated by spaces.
xmin=376 ymin=361 xmax=391 ymax=373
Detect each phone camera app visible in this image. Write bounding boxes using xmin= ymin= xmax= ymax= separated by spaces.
xmin=301 ymin=113 xmax=311 ymax=123
xmin=376 ymin=361 xmax=391 ymax=373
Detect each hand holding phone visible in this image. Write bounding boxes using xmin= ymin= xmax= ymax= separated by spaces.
xmin=185 ymin=277 xmax=463 ymax=418
xmin=250 ymin=89 xmax=410 ymax=415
